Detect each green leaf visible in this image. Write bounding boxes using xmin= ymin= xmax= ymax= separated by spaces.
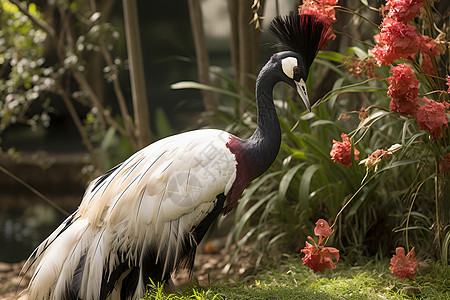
xmin=299 ymin=164 xmax=320 ymax=211
xmin=316 ymin=51 xmax=344 ymax=63
xmin=314 ymin=58 xmax=347 ymax=78
xmin=314 ymin=79 xmax=385 ymax=107
xmin=278 ymin=163 xmax=306 ymax=201
xmin=171 ymin=81 xmax=247 ymax=101
xmin=347 ymin=46 xmax=368 ymax=59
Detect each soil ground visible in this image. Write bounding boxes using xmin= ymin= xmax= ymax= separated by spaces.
xmin=0 ymin=238 xmax=237 ymax=299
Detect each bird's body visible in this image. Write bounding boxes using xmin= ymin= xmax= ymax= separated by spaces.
xmin=21 ymin=13 xmax=332 ymax=299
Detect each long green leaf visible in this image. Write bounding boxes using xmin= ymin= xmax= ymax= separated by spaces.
xmin=171 ymin=81 xmax=246 ymax=100
xmin=299 ymin=164 xmax=320 ymax=211
xmin=278 ymin=163 xmax=306 ymax=201
xmin=316 ymin=50 xmax=345 ymax=63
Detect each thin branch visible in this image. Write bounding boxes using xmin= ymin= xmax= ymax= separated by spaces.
xmin=335 ymin=6 xmax=380 ymax=27
xmin=331 ymin=179 xmax=370 ymax=229
xmin=72 ymin=70 xmax=131 ymax=141
xmin=0 ymin=164 xmax=69 ymax=216
xmin=9 ymin=0 xmax=56 ymax=38
xmin=334 ymin=29 xmax=375 ymax=48
xmin=98 ymin=37 xmax=138 ymax=149
xmin=56 ymin=86 xmax=102 ymax=170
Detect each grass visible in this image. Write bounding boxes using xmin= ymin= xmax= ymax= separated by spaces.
xmin=142 ymin=259 xmax=450 ymax=300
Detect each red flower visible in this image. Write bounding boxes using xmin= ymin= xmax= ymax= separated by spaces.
xmin=299 ymin=0 xmax=338 ymax=25
xmin=301 ymin=237 xmax=340 ymax=273
xmin=301 ymin=219 xmax=339 ymax=273
xmin=371 ymin=18 xmax=422 ymax=65
xmin=387 ymin=64 xmax=419 ymax=98
xmin=386 ymin=0 xmax=423 ymax=23
xmin=314 ymin=219 xmax=333 ymax=237
xmin=389 ymin=247 xmax=419 ymax=280
xmin=415 ymin=97 xmax=449 ymax=139
xmin=420 ymin=54 xmax=434 ymax=75
xmin=420 ymin=35 xmax=439 ymax=57
xmin=387 ymin=64 xmax=419 ymax=115
xmin=330 ymin=133 xmax=360 ymax=166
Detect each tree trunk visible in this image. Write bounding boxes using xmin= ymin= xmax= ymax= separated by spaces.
xmin=187 ymin=0 xmax=217 ymax=119
xmin=227 ymin=0 xmax=262 ymax=115
xmin=122 ymin=0 xmax=152 ymax=148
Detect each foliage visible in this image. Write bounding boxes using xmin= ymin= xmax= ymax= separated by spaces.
xmin=0 ymin=0 xmax=146 ymax=173
xmin=224 ymin=0 xmax=449 ymax=272
xmin=0 ymin=0 xmax=49 ymax=131
xmin=141 ymin=259 xmax=450 ymax=299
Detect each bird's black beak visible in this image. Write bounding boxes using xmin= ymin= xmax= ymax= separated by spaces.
xmin=295 ymin=78 xmax=311 ymax=112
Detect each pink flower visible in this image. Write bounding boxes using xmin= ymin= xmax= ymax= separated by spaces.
xmin=389 ymin=247 xmax=419 ymax=280
xmin=298 ymin=1 xmax=338 ymax=42
xmin=387 ymin=64 xmax=419 ymax=98
xmin=330 ymin=133 xmax=360 ymax=166
xmin=420 ymin=35 xmax=439 ymax=57
xmin=301 ymin=219 xmax=339 ymax=273
xmin=371 ymin=18 xmax=422 ymax=65
xmin=370 ymin=45 xmax=397 ymax=66
xmin=386 ymin=0 xmax=423 ymax=23
xmin=420 ymin=54 xmax=434 ymax=75
xmin=415 ymin=97 xmax=449 ymax=139
xmin=314 ymin=219 xmax=333 ymax=237
xmin=299 ymin=0 xmax=339 ymax=25
xmin=387 ymin=64 xmax=419 ymax=115
xmin=301 ymin=237 xmax=340 ymax=273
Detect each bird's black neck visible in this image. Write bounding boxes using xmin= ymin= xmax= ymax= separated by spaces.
xmin=224 ymin=58 xmax=283 ymax=212
xmin=245 ymin=62 xmax=282 ymax=179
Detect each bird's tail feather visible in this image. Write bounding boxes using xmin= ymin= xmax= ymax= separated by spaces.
xmin=26 ymin=218 xmax=90 ymax=299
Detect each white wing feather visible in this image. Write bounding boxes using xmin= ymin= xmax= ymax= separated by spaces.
xmin=24 ymin=129 xmax=237 ymax=299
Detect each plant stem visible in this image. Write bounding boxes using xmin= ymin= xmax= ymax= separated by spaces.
xmin=331 ymin=179 xmax=370 ymax=229
xmin=9 ymin=0 xmax=56 ymax=38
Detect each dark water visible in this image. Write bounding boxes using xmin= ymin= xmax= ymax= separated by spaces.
xmin=0 ymin=204 xmax=66 ymax=263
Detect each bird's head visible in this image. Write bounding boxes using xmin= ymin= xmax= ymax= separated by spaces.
xmin=268 ymin=13 xmax=333 ymax=112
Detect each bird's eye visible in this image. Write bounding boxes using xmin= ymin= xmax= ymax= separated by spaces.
xmin=293 ymin=66 xmax=300 ymax=74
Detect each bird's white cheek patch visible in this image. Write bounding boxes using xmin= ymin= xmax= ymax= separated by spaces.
xmin=281 ymin=57 xmax=297 ymax=79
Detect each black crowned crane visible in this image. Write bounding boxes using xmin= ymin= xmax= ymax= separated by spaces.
xmin=21 ymin=13 xmax=331 ymax=300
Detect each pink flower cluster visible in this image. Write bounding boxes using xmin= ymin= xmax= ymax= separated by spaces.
xmin=301 ymin=219 xmax=340 ymax=273
xmin=387 ymin=64 xmax=420 ymax=116
xmin=299 ymin=0 xmax=338 ymax=40
xmin=299 ymin=0 xmax=339 ymax=25
xmin=370 ymin=0 xmax=438 ymax=67
xmin=386 ymin=64 xmax=448 ymax=138
xmin=389 ymin=247 xmax=418 ymax=280
xmin=330 ymin=133 xmax=360 ymax=166
xmin=330 ymin=133 xmax=359 ymax=167
xmin=385 ymin=0 xmax=423 ymax=22
xmin=371 ymin=18 xmax=422 ymax=65
xmin=415 ymin=97 xmax=449 ymax=139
